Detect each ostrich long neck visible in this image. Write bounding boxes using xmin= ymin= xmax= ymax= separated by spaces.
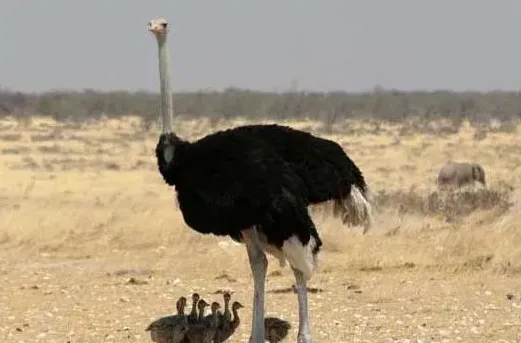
xmin=232 ymin=307 xmax=240 ymax=326
xmin=190 ymin=301 xmax=197 ymax=317
xmin=157 ymin=37 xmax=174 ymax=134
xmin=198 ymin=305 xmax=206 ymax=320
xmin=224 ymin=297 xmax=230 ymax=312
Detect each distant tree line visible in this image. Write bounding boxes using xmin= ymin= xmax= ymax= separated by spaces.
xmin=1 ymin=87 xmax=520 ymax=133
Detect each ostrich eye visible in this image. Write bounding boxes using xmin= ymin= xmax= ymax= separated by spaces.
xmin=161 ymin=22 xmax=168 ymax=28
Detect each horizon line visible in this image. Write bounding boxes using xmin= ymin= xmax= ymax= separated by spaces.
xmin=1 ymin=86 xmax=521 ymax=95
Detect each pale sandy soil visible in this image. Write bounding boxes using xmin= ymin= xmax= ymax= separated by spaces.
xmin=1 ymin=116 xmax=521 ymax=343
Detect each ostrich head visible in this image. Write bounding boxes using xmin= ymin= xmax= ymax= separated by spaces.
xmin=192 ymin=293 xmax=200 ymax=302
xmin=232 ymin=301 xmax=244 ymax=311
xmin=176 ymin=296 xmax=187 ymax=314
xmin=210 ymin=302 xmax=221 ymax=314
xmin=198 ymin=299 xmax=209 ymax=313
xmin=148 ymin=18 xmax=169 ymax=42
xmin=223 ymin=292 xmax=231 ymax=303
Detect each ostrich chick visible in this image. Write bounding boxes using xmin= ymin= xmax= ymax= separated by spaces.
xmin=265 ymin=317 xmax=291 ymax=343
xmin=183 ymin=300 xmax=219 ymax=343
xmin=214 ymin=301 xmax=244 ymax=343
xmin=217 ymin=292 xmax=232 ymax=329
xmin=146 ymin=296 xmax=189 ymax=343
xmin=197 ymin=299 xmax=209 ymax=320
xmin=187 ymin=293 xmax=200 ymax=324
xmin=203 ymin=302 xmax=222 ymax=342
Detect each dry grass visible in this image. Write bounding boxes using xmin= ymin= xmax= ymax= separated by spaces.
xmin=1 ymin=116 xmax=521 ymax=343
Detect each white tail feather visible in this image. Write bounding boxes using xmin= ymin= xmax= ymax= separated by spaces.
xmin=333 ymin=185 xmax=372 ymax=234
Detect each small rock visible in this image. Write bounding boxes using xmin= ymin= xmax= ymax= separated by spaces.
xmin=126 ymin=277 xmax=148 ymax=285
xmin=344 ymin=282 xmax=360 ymax=290
xmin=506 ymin=293 xmax=515 ymax=300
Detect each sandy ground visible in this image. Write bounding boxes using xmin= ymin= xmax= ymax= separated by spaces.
xmin=1 ymin=116 xmax=521 ymax=343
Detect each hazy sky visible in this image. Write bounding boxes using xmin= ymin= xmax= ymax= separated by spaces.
xmin=1 ymin=0 xmax=520 ymax=92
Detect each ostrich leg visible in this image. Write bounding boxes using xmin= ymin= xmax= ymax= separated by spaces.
xmin=241 ymin=227 xmax=267 ymax=343
xmin=293 ymin=267 xmax=312 ymax=343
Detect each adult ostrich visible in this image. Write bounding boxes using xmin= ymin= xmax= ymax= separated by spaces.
xmin=148 ymin=18 xmax=370 ymax=343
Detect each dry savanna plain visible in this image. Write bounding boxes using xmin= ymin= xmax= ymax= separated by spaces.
xmin=1 ymin=115 xmax=521 ymax=343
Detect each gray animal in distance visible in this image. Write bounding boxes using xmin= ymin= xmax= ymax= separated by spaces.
xmin=437 ymin=162 xmax=486 ymax=189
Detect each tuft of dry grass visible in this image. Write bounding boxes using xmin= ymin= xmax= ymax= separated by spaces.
xmin=1 ymin=116 xmax=521 ymax=342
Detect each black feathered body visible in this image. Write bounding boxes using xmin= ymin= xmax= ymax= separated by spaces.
xmin=156 ymin=129 xmax=322 ymax=251
xmin=230 ymin=124 xmax=369 ymax=204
